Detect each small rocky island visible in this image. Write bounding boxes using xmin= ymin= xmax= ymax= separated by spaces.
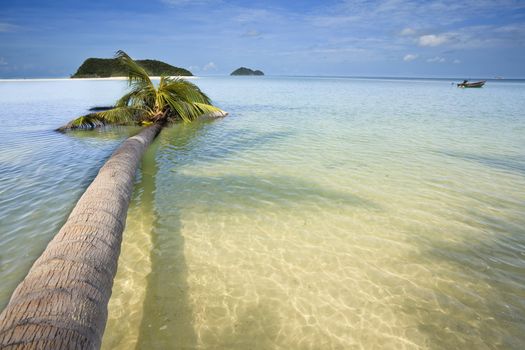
xmin=72 ymin=57 xmax=192 ymax=78
xmin=230 ymin=67 xmax=264 ymax=76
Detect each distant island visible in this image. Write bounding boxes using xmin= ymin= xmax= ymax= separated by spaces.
xmin=231 ymin=67 xmax=264 ymax=76
xmin=72 ymin=58 xmax=192 ymax=78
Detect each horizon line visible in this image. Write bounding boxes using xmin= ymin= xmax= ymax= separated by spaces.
xmin=1 ymin=74 xmax=524 ymax=81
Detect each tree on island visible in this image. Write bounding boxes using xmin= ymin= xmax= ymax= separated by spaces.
xmin=231 ymin=67 xmax=264 ymax=76
xmin=71 ymin=57 xmax=193 ymax=78
xmin=0 ymin=51 xmax=226 ymax=349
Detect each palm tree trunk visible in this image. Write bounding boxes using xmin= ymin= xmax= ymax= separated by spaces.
xmin=0 ymin=123 xmax=163 ymax=350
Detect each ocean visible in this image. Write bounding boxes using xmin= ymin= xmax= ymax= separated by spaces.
xmin=0 ymin=76 xmax=524 ymax=349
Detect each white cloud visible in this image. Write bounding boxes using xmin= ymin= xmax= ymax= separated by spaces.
xmin=426 ymin=56 xmax=446 ymax=63
xmin=403 ymin=54 xmax=418 ymax=62
xmin=203 ymin=62 xmax=217 ymax=71
xmin=311 ymin=0 xmax=524 ymax=30
xmin=0 ymin=57 xmax=7 ymax=65
xmin=188 ymin=65 xmax=200 ymax=71
xmin=453 ymin=59 xmax=461 ymax=64
xmin=400 ymin=27 xmax=416 ymax=36
xmin=418 ymin=34 xmax=449 ymax=47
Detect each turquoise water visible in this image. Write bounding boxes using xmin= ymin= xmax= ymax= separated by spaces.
xmin=1 ymin=77 xmax=525 ymax=349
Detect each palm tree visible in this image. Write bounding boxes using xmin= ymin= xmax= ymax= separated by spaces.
xmin=59 ymin=50 xmax=225 ymax=131
xmin=0 ymin=51 xmax=225 ymax=349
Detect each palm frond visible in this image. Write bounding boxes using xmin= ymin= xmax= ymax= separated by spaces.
xmin=159 ymin=77 xmax=212 ymax=104
xmin=156 ymin=77 xmax=223 ymax=122
xmin=115 ymin=84 xmax=157 ymax=109
xmin=169 ymin=103 xmax=196 ymax=123
xmin=57 ymin=107 xmax=142 ymax=131
xmin=96 ymin=106 xmax=142 ymax=124
xmin=56 ymin=113 xmax=106 ymax=131
xmin=159 ymin=75 xmax=169 ymax=90
xmin=115 ymin=90 xmax=138 ymax=107
xmin=165 ymin=99 xmax=224 ymax=123
xmin=192 ymin=102 xmax=225 ymax=115
xmin=115 ymin=50 xmax=153 ymax=88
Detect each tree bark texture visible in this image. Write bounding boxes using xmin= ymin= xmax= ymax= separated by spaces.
xmin=0 ymin=123 xmax=162 ymax=349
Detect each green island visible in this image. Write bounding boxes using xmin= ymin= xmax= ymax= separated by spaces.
xmin=230 ymin=67 xmax=264 ymax=76
xmin=71 ymin=57 xmax=192 ymax=78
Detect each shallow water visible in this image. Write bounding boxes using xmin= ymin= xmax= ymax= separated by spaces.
xmin=1 ymin=77 xmax=525 ymax=349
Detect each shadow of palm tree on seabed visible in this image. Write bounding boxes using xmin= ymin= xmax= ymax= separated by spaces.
xmin=131 ymin=120 xmax=378 ymax=349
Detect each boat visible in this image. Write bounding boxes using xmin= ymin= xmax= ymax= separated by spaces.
xmin=457 ymin=80 xmax=486 ymax=88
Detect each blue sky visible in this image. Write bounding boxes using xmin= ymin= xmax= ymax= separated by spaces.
xmin=1 ymin=0 xmax=524 ymax=78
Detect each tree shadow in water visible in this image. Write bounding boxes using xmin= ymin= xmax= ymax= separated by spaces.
xmin=436 ymin=150 xmax=525 ymax=177
xmin=135 ymin=135 xmax=198 ymax=350
xmin=132 ymin=174 xmax=377 ymax=348
xmin=134 ymin=122 xmax=291 ymax=349
xmin=174 ymin=173 xmax=379 ymax=212
xmin=134 ymin=120 xmax=379 ymax=349
xmin=157 ymin=123 xmax=293 ymax=167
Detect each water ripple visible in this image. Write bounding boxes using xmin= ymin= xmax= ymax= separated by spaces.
xmin=1 ymin=78 xmax=525 ymax=349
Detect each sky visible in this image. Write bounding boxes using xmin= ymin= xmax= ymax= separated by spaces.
xmin=1 ymin=0 xmax=524 ymax=78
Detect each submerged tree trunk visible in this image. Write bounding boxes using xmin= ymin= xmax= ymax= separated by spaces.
xmin=0 ymin=123 xmax=163 ymax=350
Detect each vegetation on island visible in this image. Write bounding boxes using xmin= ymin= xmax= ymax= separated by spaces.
xmin=230 ymin=67 xmax=264 ymax=76
xmin=60 ymin=50 xmax=225 ymax=130
xmin=71 ymin=57 xmax=192 ymax=78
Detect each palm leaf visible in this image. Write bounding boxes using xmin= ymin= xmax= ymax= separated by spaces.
xmin=96 ymin=106 xmax=141 ymax=124
xmin=57 ymin=107 xmax=142 ymax=131
xmin=160 ymin=77 xmax=212 ymax=104
xmin=157 ymin=77 xmax=224 ymax=122
xmin=56 ymin=113 xmax=106 ymax=131
xmin=116 ymin=84 xmax=156 ymax=110
xmin=192 ymin=102 xmax=224 ymax=115
xmin=165 ymin=99 xmax=224 ymax=123
xmin=115 ymin=50 xmax=153 ymax=88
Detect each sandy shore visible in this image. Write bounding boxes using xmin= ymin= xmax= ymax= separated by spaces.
xmin=0 ymin=76 xmax=198 ymax=82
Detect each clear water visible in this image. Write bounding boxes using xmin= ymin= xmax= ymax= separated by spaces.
xmin=1 ymin=77 xmax=524 ymax=349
